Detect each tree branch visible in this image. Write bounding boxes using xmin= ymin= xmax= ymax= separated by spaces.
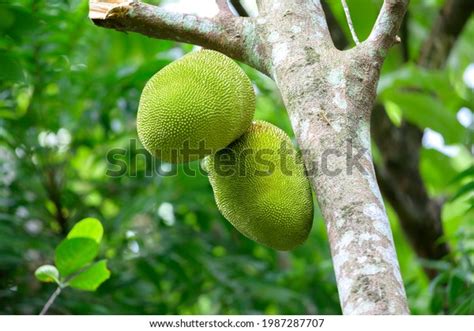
xmin=88 ymin=0 xmax=264 ymax=72
xmin=419 ymin=0 xmax=474 ymax=68
xmin=372 ymin=0 xmax=474 ymax=278
xmin=368 ymin=0 xmax=409 ymax=56
xmin=323 ymin=0 xmax=473 ymax=278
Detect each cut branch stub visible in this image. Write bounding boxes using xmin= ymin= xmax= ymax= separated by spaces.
xmin=89 ymin=0 xmax=132 ymax=20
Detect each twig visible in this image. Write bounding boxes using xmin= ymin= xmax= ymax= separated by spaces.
xmin=230 ymin=0 xmax=249 ymax=17
xmin=340 ymin=0 xmax=359 ymax=45
xmin=39 ymin=287 xmax=62 ymax=315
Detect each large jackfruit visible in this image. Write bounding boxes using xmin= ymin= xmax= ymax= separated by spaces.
xmin=137 ymin=50 xmax=255 ymax=163
xmin=205 ymin=121 xmax=314 ymax=251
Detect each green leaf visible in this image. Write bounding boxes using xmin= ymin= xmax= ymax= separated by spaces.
xmin=382 ymin=90 xmax=466 ymax=144
xmin=451 ymin=182 xmax=474 ymax=202
xmin=55 ymin=238 xmax=98 ymax=277
xmin=384 ymin=100 xmax=403 ymax=127
xmin=68 ymin=260 xmax=111 ymax=291
xmin=34 ymin=265 xmax=60 ymax=284
xmin=448 ymin=274 xmax=465 ymax=307
xmin=378 ymin=65 xmax=456 ymax=101
xmin=450 ymin=165 xmax=474 ymax=184
xmin=0 ymin=5 xmax=15 ymax=31
xmin=465 ymin=198 xmax=474 ymax=214
xmin=0 ymin=5 xmax=38 ymax=41
xmin=453 ymin=292 xmax=474 ymax=314
xmin=0 ymin=50 xmax=23 ymax=82
xmin=67 ymin=217 xmax=103 ymax=244
xmin=420 ymin=149 xmax=458 ymax=193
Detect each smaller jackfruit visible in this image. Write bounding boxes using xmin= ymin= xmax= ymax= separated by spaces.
xmin=205 ymin=121 xmax=314 ymax=251
xmin=137 ymin=50 xmax=255 ymax=163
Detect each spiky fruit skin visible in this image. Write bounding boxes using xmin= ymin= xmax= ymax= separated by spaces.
xmin=137 ymin=50 xmax=255 ymax=163
xmin=205 ymin=121 xmax=314 ymax=251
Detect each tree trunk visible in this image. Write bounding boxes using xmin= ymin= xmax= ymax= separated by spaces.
xmin=266 ymin=32 xmax=408 ymax=315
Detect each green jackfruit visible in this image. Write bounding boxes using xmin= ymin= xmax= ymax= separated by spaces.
xmin=137 ymin=50 xmax=255 ymax=163
xmin=205 ymin=121 xmax=314 ymax=251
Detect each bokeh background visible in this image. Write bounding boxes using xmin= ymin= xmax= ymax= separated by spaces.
xmin=0 ymin=0 xmax=473 ymax=314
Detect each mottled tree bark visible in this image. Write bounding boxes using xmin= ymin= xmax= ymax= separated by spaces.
xmin=89 ymin=0 xmax=410 ymax=314
xmin=319 ymin=0 xmax=473 ymax=279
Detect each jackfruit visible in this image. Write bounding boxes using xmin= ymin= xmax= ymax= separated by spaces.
xmin=205 ymin=121 xmax=313 ymax=251
xmin=137 ymin=50 xmax=255 ymax=163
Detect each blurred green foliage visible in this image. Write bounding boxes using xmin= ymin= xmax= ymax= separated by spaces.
xmin=0 ymin=0 xmax=473 ymax=315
